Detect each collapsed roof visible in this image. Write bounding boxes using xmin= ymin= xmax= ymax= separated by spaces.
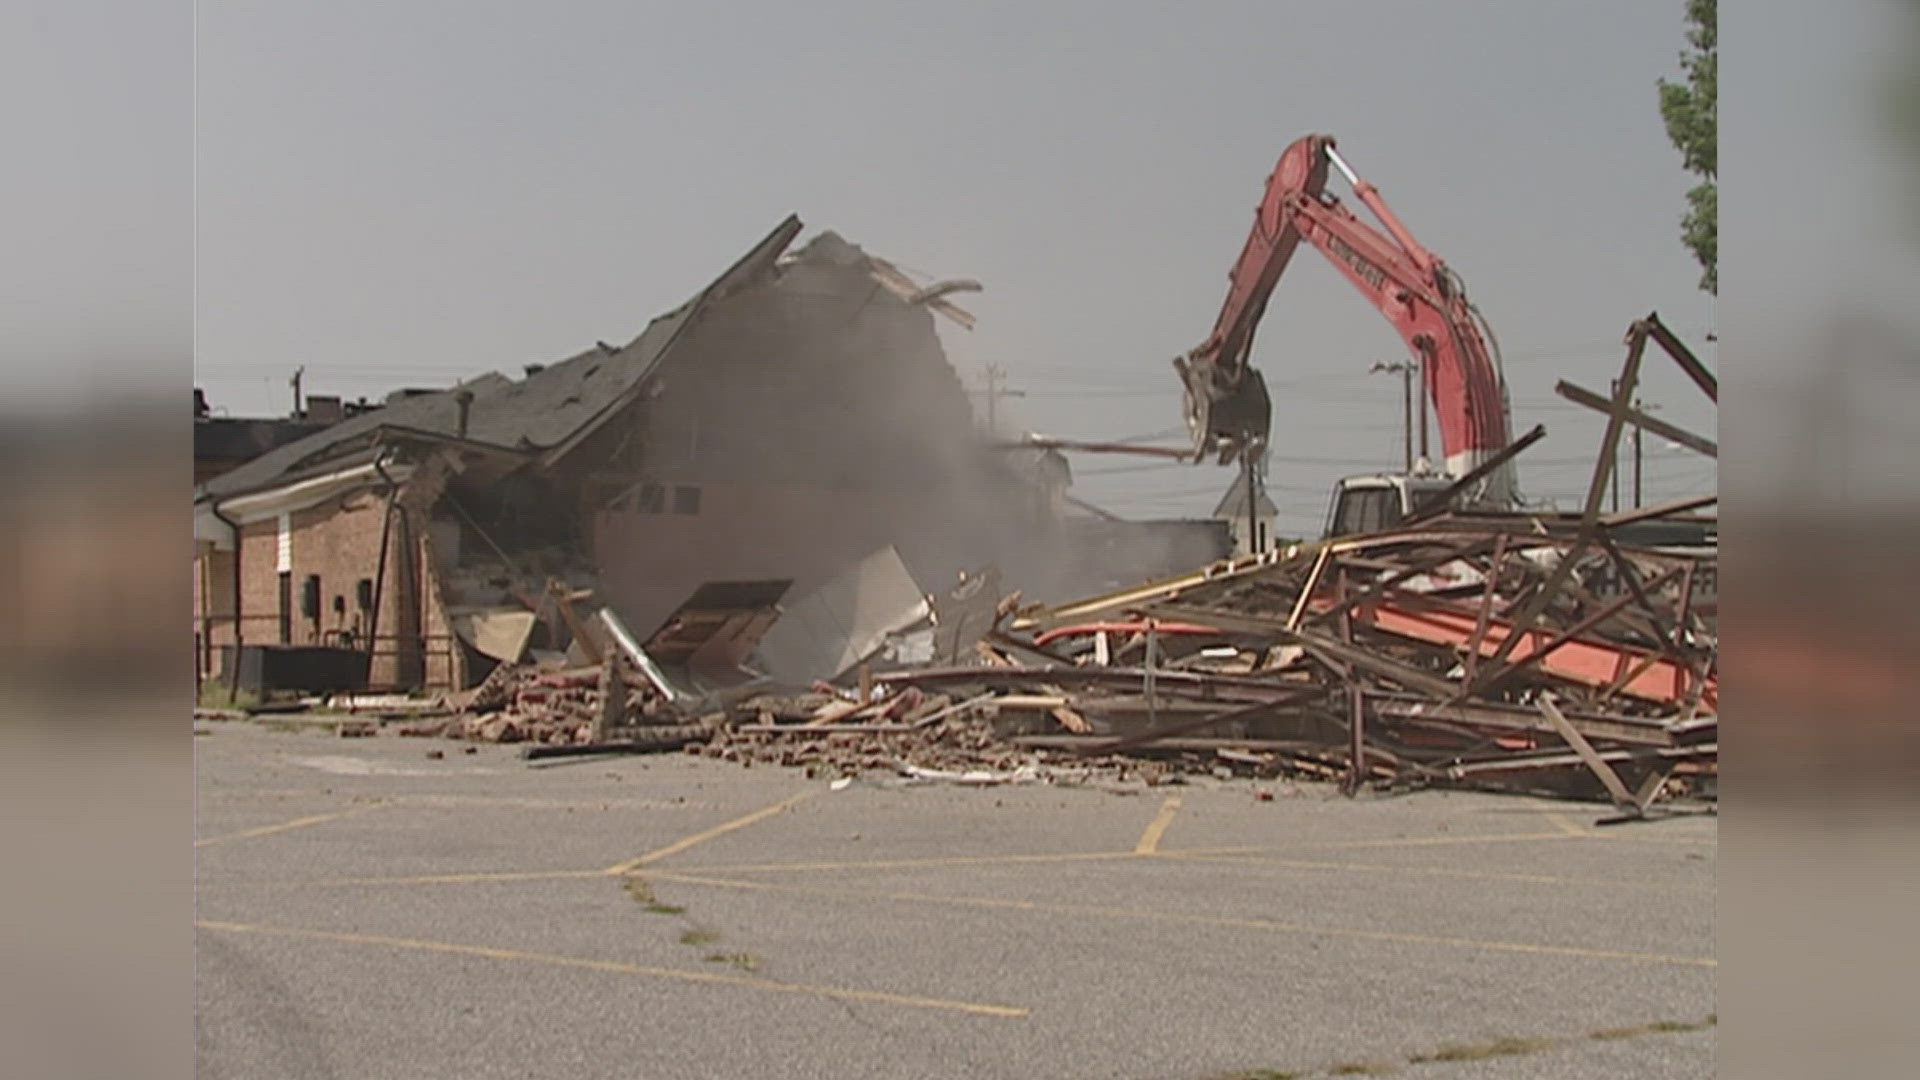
xmin=196 ymin=215 xmax=809 ymax=504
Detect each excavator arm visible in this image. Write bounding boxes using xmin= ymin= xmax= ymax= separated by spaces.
xmin=1177 ymin=134 xmax=1516 ymax=505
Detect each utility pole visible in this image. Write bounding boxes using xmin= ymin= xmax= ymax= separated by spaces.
xmin=1609 ymin=378 xmax=1621 ymax=513
xmin=1238 ymin=452 xmax=1267 ymax=554
xmin=1243 ymin=452 xmax=1256 ymax=554
xmin=290 ymin=365 xmax=306 ymax=418
xmin=1633 ymin=397 xmax=1643 ymax=508
xmin=1416 ymin=350 xmax=1430 ymax=467
xmin=979 ymin=364 xmax=1026 ymax=434
xmin=1371 ymin=360 xmax=1415 ymax=471
xmin=1633 ymin=398 xmax=1658 ymax=508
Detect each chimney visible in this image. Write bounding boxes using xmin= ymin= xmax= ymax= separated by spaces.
xmin=304 ymin=394 xmax=344 ymax=424
xmin=194 ymin=388 xmax=209 ymax=419
xmin=523 ymin=363 xmax=545 ymax=377
xmin=455 ymin=389 xmax=474 ymax=438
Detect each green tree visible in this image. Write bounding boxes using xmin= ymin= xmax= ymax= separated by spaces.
xmin=1889 ymin=2 xmax=1920 ymax=214
xmin=1658 ymin=0 xmax=1716 ymax=294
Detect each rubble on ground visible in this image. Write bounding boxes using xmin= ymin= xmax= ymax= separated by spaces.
xmin=249 ymin=314 xmax=1719 ymax=817
xmin=423 ymin=497 xmax=1713 ymax=816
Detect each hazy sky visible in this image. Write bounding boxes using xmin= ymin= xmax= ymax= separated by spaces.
xmin=192 ymin=1 xmax=1724 ymax=534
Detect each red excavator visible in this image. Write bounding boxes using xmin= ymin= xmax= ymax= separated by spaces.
xmin=1176 ymin=133 xmax=1519 ymax=536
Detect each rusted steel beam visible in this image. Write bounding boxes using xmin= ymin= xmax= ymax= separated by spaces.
xmin=1597 ymin=652 xmax=1667 ymax=706
xmin=1442 ymin=742 xmax=1714 ymax=777
xmin=1474 ymin=566 xmax=1685 ymax=697
xmin=1019 ymin=548 xmax=1289 ymax=629
xmin=1011 ymin=736 xmax=1329 ymax=753
xmin=1402 ymin=423 xmax=1548 ymax=524
xmin=1642 ymin=310 xmax=1718 ymax=403
xmin=1676 ymin=561 xmax=1699 ymax=638
xmin=1536 ymin=695 xmax=1638 ymax=809
xmin=1598 ymin=494 xmax=1717 ymax=529
xmin=1143 ymin=600 xmax=1462 ymax=700
xmin=1368 ymin=693 xmax=1672 ymax=747
xmin=1591 ymin=531 xmax=1709 ymax=698
xmin=1300 ymin=535 xmax=1498 ymax=630
xmin=1285 ymin=545 xmax=1333 ymax=631
xmin=1462 ymin=533 xmax=1509 ymax=685
xmin=1151 ymin=590 xmax=1709 ymax=708
xmin=872 ymin=663 xmax=1309 ymax=696
xmin=993 ymin=437 xmax=1192 ymax=458
xmin=1340 ymin=573 xmax=1367 ymax=796
xmin=1071 ymin=688 xmax=1323 ymax=755
xmin=1468 ymin=322 xmax=1649 ymax=692
xmin=1555 ymin=380 xmax=1717 ymax=457
xmin=1339 ymin=591 xmax=1708 ymax=705
xmin=1593 ymin=533 xmax=1679 ymax=636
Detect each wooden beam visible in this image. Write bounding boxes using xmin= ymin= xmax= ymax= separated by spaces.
xmin=1474 ymin=566 xmax=1684 ymax=697
xmin=1642 ymin=311 xmax=1718 ymax=403
xmin=1598 ymin=494 xmax=1717 ymax=529
xmin=1467 ymin=323 xmax=1649 ymax=695
xmin=1537 ymin=695 xmax=1637 ymax=810
xmin=1555 ymin=380 xmax=1717 ymax=457
xmin=1403 ymin=423 xmax=1548 ymax=523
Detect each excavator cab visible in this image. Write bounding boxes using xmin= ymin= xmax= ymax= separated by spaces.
xmin=1322 ymin=474 xmax=1456 ymax=538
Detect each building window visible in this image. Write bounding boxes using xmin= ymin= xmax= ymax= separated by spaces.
xmin=636 ymin=483 xmax=665 ymax=514
xmin=672 ymin=485 xmax=702 ymax=515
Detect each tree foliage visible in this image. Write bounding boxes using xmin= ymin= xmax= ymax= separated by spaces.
xmin=1658 ymin=0 xmax=1716 ymax=294
xmin=1890 ymin=2 xmax=1920 ymax=220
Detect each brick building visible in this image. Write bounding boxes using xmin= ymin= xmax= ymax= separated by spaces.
xmin=192 ymin=217 xmax=1075 ymax=692
xmin=194 ymin=217 xmax=1241 ymax=694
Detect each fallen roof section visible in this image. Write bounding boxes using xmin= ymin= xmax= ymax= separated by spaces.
xmin=755 ymin=546 xmax=933 ymax=686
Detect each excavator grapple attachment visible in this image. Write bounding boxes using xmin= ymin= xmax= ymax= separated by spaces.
xmin=1176 ymin=355 xmax=1269 ymax=465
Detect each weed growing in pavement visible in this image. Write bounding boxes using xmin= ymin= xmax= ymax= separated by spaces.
xmin=1222 ymin=1013 xmax=1716 ymax=1078
xmin=1409 ymin=1036 xmax=1561 ymax=1063
xmin=703 ymin=952 xmax=760 ymax=971
xmin=624 ymin=876 xmax=689 ymax=914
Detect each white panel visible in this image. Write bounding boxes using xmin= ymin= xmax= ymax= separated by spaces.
xmin=276 ymin=512 xmax=292 ymax=572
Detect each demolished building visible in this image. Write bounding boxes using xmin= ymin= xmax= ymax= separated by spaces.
xmin=193 ymin=217 xmax=1221 ymax=694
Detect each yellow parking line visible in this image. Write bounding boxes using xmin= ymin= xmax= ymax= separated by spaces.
xmin=195 ymin=920 xmax=1026 ymax=1018
xmin=1134 ymin=796 xmax=1182 ymax=855
xmin=672 ymin=850 xmax=1179 ymax=875
xmin=195 ymin=804 xmax=380 ymax=848
xmin=604 ymin=790 xmax=817 ymax=875
xmin=1161 ymin=853 xmax=1712 ymax=892
xmin=210 ymin=869 xmax=612 ymax=889
xmin=1546 ymin=812 xmax=1592 ymax=837
xmin=657 ymin=832 xmax=1603 ymax=876
xmin=648 ymin=871 xmax=1716 ymax=969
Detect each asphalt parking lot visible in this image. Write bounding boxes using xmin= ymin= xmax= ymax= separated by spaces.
xmin=195 ymin=722 xmax=1715 ymax=1079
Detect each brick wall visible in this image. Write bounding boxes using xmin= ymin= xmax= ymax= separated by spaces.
xmin=194 ymin=484 xmax=460 ymax=689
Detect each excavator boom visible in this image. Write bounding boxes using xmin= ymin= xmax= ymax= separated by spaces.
xmin=1178 ymin=134 xmax=1515 ymax=506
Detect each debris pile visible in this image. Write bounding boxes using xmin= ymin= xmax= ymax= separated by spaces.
xmin=418 ymin=313 xmax=1718 ymax=814
xmin=677 ymin=504 xmax=1714 ymax=810
xmin=405 ymin=655 xmax=694 ymax=747
xmin=689 ymin=313 xmax=1721 ymax=815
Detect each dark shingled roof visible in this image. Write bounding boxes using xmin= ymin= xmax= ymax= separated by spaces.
xmin=195 ymin=417 xmax=333 ymax=465
xmin=197 ymin=215 xmax=803 ymax=503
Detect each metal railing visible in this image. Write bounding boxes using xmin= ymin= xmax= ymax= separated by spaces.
xmin=193 ymin=613 xmax=461 ymax=693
